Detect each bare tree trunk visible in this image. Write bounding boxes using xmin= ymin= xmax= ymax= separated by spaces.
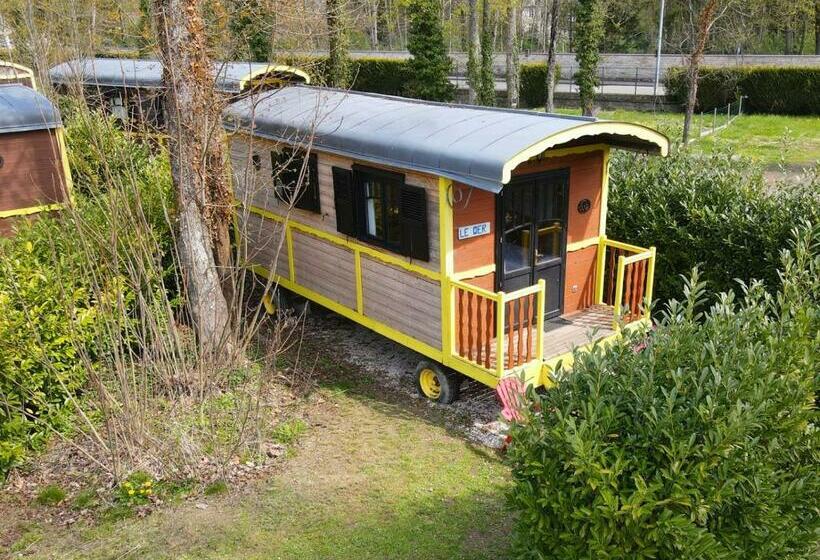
xmin=545 ymin=0 xmax=559 ymax=112
xmin=152 ymin=0 xmax=233 ymax=355
xmin=467 ymin=0 xmax=480 ymax=103
xmin=505 ymin=1 xmax=519 ymax=108
xmin=682 ymin=0 xmax=719 ymax=144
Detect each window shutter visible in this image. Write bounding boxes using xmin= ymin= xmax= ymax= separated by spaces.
xmin=400 ymin=184 xmax=429 ymax=261
xmin=332 ymin=167 xmax=357 ymax=236
xmin=294 ymin=153 xmax=320 ymax=213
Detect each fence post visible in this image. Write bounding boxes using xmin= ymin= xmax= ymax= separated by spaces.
xmin=535 ymin=279 xmax=546 ymax=363
xmin=726 ymin=103 xmax=731 ymax=126
xmin=712 ymin=107 xmax=717 ymax=133
xmin=634 ymin=67 xmax=639 ymax=95
xmin=495 ymin=293 xmax=505 ymax=378
xmin=738 ymin=95 xmax=743 ymax=116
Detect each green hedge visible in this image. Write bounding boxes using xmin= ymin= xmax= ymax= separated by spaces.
xmin=607 ymin=150 xmax=820 ymax=305
xmin=518 ymin=63 xmax=562 ymax=108
xmin=664 ymin=65 xmax=820 ymax=114
xmin=279 ymin=56 xmax=411 ymax=96
xmin=507 ymin=224 xmax=820 ymax=559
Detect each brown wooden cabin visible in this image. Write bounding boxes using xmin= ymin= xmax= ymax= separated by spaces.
xmin=0 ymin=84 xmax=72 ymax=236
xmin=224 ymin=86 xmax=669 ymax=402
xmin=0 ymin=61 xmax=36 ymax=89
xmin=49 ymin=58 xmax=310 ymax=133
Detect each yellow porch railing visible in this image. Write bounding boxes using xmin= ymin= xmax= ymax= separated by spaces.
xmin=448 ymin=278 xmax=546 ymax=380
xmin=595 ymin=236 xmax=656 ymax=325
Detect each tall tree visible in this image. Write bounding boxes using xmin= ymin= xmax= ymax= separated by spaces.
xmin=505 ymin=0 xmax=520 ymax=108
xmin=681 ymin=0 xmax=734 ymax=143
xmin=544 ymin=0 xmax=560 ymax=112
xmin=406 ymin=0 xmax=454 ymax=101
xmin=574 ymin=0 xmax=604 ymax=116
xmin=326 ymin=0 xmax=349 ymax=87
xmin=152 ymin=0 xmax=233 ymax=355
xmin=227 ymin=0 xmax=273 ymax=61
xmin=476 ymin=0 xmax=495 ymax=105
xmin=466 ymin=0 xmax=480 ymax=103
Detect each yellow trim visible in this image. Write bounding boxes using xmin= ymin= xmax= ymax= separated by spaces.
xmin=354 ymin=250 xmax=364 ymax=314
xmin=527 ymin=143 xmax=608 ymax=161
xmin=285 ymin=225 xmax=295 ymax=281
xmin=495 ymin=291 xmax=505 ymax=377
xmin=238 ymin=65 xmax=311 ymax=91
xmin=452 ymin=264 xmax=495 ymax=281
xmin=252 ymin=263 xmax=444 ymax=361
xmin=0 ymin=202 xmax=65 ymax=219
xmin=644 ymin=247 xmax=657 ymax=318
xmin=438 ymin=178 xmax=454 ymax=360
xmin=55 ymin=128 xmax=75 ymax=206
xmin=604 ymin=238 xmax=650 ymax=253
xmin=594 ymin=235 xmax=607 ymax=304
xmin=450 ymin=277 xmax=497 ymax=300
xmin=502 ymin=122 xmax=669 ymax=184
xmin=566 ymin=236 xmax=600 ymax=253
xmin=535 ymin=279 xmax=546 ymax=363
xmin=0 ymin=60 xmax=37 ymax=90
xmin=600 ymin=146 xmax=610 ymax=236
xmin=245 ymin=204 xmax=440 ymax=281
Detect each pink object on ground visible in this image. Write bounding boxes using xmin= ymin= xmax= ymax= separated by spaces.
xmin=496 ymin=377 xmax=527 ymax=423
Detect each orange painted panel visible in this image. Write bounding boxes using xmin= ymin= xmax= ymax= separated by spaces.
xmin=563 ymin=245 xmax=598 ymax=314
xmin=511 ymin=150 xmax=604 ymax=244
xmin=452 ymin=182 xmax=496 ymax=273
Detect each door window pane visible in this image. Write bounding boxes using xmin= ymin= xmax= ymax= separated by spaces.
xmin=503 ymin=227 xmax=531 ymax=273
xmin=536 ymin=220 xmax=562 ymax=264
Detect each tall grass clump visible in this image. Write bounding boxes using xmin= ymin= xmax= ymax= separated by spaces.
xmin=507 ymin=223 xmax=820 ymax=560
xmin=607 ymin=149 xmax=819 ymax=306
xmin=1 ymin=103 xmax=300 ymax=481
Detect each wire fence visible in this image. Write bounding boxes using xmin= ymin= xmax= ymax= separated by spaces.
xmin=690 ymin=97 xmax=746 ymax=143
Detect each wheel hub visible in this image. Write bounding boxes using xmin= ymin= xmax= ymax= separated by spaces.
xmin=419 ymin=368 xmax=441 ymax=399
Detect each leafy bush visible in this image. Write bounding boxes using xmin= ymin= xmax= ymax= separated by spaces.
xmin=0 ymin=107 xmax=174 ymax=478
xmin=664 ymin=65 xmax=820 ymax=115
xmin=507 ymin=224 xmax=820 ymax=559
xmin=607 ymin=149 xmax=820 ymax=305
xmin=518 ymin=63 xmax=562 ymax=108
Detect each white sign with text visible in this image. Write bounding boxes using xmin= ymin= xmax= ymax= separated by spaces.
xmin=457 ymin=222 xmax=491 ymax=240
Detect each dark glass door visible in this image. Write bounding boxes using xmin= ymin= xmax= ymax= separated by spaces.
xmin=498 ymin=169 xmax=569 ymax=320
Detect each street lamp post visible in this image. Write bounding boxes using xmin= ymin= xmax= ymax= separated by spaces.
xmin=653 ymin=0 xmax=666 ymax=101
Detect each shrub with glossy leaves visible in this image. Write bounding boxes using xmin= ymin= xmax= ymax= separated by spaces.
xmin=607 ymin=149 xmax=820 ymax=306
xmin=507 ymin=224 xmax=820 ymax=559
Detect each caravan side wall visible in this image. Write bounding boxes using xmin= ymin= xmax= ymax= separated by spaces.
xmin=0 ymin=129 xmax=68 ymax=235
xmin=231 ymin=133 xmax=443 ymax=350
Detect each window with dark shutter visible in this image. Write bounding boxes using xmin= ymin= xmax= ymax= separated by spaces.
xmin=335 ymin=164 xmax=430 ymax=261
xmin=400 ymin=184 xmax=429 ymax=261
xmin=332 ymin=167 xmax=357 ymax=236
xmin=271 ymin=149 xmax=320 ymax=213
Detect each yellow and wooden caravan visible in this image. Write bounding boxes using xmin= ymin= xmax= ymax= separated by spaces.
xmin=225 ymin=86 xmax=669 ymax=403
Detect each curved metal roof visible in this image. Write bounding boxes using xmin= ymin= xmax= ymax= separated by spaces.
xmin=223 ymin=86 xmax=669 ymax=193
xmin=0 ymin=84 xmax=61 ymax=134
xmin=49 ymin=58 xmax=310 ymax=94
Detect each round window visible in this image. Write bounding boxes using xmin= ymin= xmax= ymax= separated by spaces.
xmin=577 ymin=198 xmax=591 ymax=214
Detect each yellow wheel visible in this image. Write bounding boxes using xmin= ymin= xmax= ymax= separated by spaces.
xmin=262 ymin=293 xmax=277 ymax=315
xmin=415 ymin=361 xmax=461 ymax=404
xmin=418 ymin=367 xmax=442 ymax=400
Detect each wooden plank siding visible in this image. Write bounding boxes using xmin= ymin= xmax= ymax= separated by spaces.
xmin=230 ymin=132 xmax=443 ymax=351
xmin=0 ymin=130 xmax=67 ymax=213
xmin=361 ymin=256 xmax=441 ymax=348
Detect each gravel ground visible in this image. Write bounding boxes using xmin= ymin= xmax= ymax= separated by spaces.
xmin=303 ymin=306 xmax=509 ymax=448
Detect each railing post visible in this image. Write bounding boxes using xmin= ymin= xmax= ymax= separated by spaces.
xmin=595 ymin=236 xmax=607 ymax=304
xmin=644 ymin=246 xmax=656 ymax=319
xmin=495 ymin=293 xmax=505 ymax=378
xmin=613 ymin=255 xmax=626 ymax=328
xmin=535 ymin=279 xmax=546 ymax=363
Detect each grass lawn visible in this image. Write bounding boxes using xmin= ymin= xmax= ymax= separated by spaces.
xmin=553 ymin=108 xmax=820 ymax=167
xmin=4 ymin=386 xmax=513 ymax=559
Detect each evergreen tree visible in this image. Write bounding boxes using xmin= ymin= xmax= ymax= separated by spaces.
xmin=327 ymin=0 xmax=350 ymax=88
xmin=227 ymin=0 xmax=273 ymax=61
xmin=476 ymin=0 xmax=495 ymax=105
xmin=574 ymin=0 xmax=604 ymax=115
xmin=406 ymin=0 xmax=454 ymax=101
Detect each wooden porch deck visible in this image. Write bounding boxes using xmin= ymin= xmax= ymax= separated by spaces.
xmin=542 ymin=304 xmax=615 ymax=358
